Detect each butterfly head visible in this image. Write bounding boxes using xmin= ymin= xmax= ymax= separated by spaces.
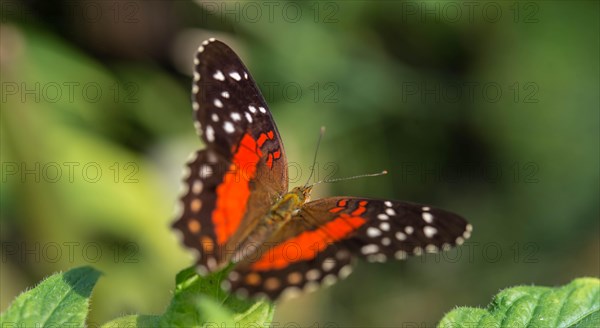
xmin=291 ymin=185 xmax=313 ymax=204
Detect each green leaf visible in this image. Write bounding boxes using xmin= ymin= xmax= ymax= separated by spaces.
xmin=105 ymin=266 xmax=275 ymax=327
xmin=101 ymin=315 xmax=161 ymax=328
xmin=439 ymin=277 xmax=600 ymax=328
xmin=0 ymin=266 xmax=101 ymax=327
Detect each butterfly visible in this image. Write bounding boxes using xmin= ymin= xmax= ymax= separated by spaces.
xmin=172 ymin=38 xmax=472 ymax=300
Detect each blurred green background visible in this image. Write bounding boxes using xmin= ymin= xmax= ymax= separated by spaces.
xmin=1 ymin=0 xmax=598 ymax=326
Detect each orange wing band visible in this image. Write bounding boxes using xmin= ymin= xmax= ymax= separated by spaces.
xmin=213 ymin=133 xmax=262 ymax=245
xmin=250 ymin=214 xmax=367 ymax=271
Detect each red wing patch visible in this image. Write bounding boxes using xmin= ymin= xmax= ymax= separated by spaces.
xmin=212 ymin=133 xmax=262 ymax=245
xmin=249 ymin=215 xmax=366 ymax=271
xmin=255 ymin=130 xmax=281 ymax=169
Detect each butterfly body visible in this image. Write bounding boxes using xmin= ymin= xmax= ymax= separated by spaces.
xmin=173 ymin=38 xmax=472 ymax=300
xmin=230 ymin=186 xmax=311 ymax=264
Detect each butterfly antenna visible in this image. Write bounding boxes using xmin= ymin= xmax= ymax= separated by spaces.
xmin=304 ymin=126 xmax=326 ymax=187
xmin=312 ymin=170 xmax=388 ymax=186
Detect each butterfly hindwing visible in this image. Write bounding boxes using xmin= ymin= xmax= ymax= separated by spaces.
xmin=173 ymin=149 xmax=229 ymax=272
xmin=173 ymin=39 xmax=288 ymax=272
xmin=225 ymin=241 xmax=354 ymax=300
xmin=224 ymin=197 xmax=471 ymax=299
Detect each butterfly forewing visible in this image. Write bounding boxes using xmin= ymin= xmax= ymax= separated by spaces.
xmin=173 ymin=39 xmax=288 ymax=273
xmin=302 ymin=198 xmax=472 ymax=261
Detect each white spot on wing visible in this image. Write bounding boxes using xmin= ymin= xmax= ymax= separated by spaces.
xmin=211 ymin=113 xmax=219 ymax=122
xmin=322 ymin=258 xmax=335 ymax=271
xmin=214 ymin=99 xmax=223 ymax=108
xmin=395 ymin=231 xmax=406 ymax=241
xmin=386 ymin=208 xmax=396 ymax=216
xmin=192 ymin=180 xmax=203 ymax=194
xmin=229 ymin=72 xmax=242 ymax=81
xmin=425 ymin=244 xmax=438 ymax=253
xmin=213 ymin=70 xmax=225 ymax=81
xmin=423 ymin=226 xmax=438 ymax=238
xmin=223 ymin=121 xmax=235 ymax=134
xmin=248 ymin=105 xmax=257 ymax=113
xmin=231 ymin=112 xmax=241 ymax=121
xmin=306 ymin=269 xmax=320 ymax=281
xmin=361 ymin=244 xmax=379 ymax=255
xmin=377 ymin=214 xmax=389 ymax=220
xmin=422 ymin=212 xmax=434 ymax=223
xmin=221 ymin=91 xmax=230 ymax=98
xmin=379 ymin=222 xmax=390 ymax=231
xmin=206 ymin=125 xmax=215 ymax=142
xmin=200 ymin=165 xmax=213 ymax=178
xmin=245 ymin=112 xmax=253 ymax=123
xmin=384 ymin=201 xmax=392 ymax=207
xmin=367 ymin=227 xmax=382 ymax=237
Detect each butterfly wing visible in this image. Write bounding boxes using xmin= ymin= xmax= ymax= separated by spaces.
xmin=172 ymin=39 xmax=288 ymax=273
xmin=224 ymin=197 xmax=471 ymax=299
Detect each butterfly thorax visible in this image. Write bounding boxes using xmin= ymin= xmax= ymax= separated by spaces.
xmin=231 ymin=186 xmax=312 ymax=263
xmin=269 ymin=186 xmax=312 ymax=221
